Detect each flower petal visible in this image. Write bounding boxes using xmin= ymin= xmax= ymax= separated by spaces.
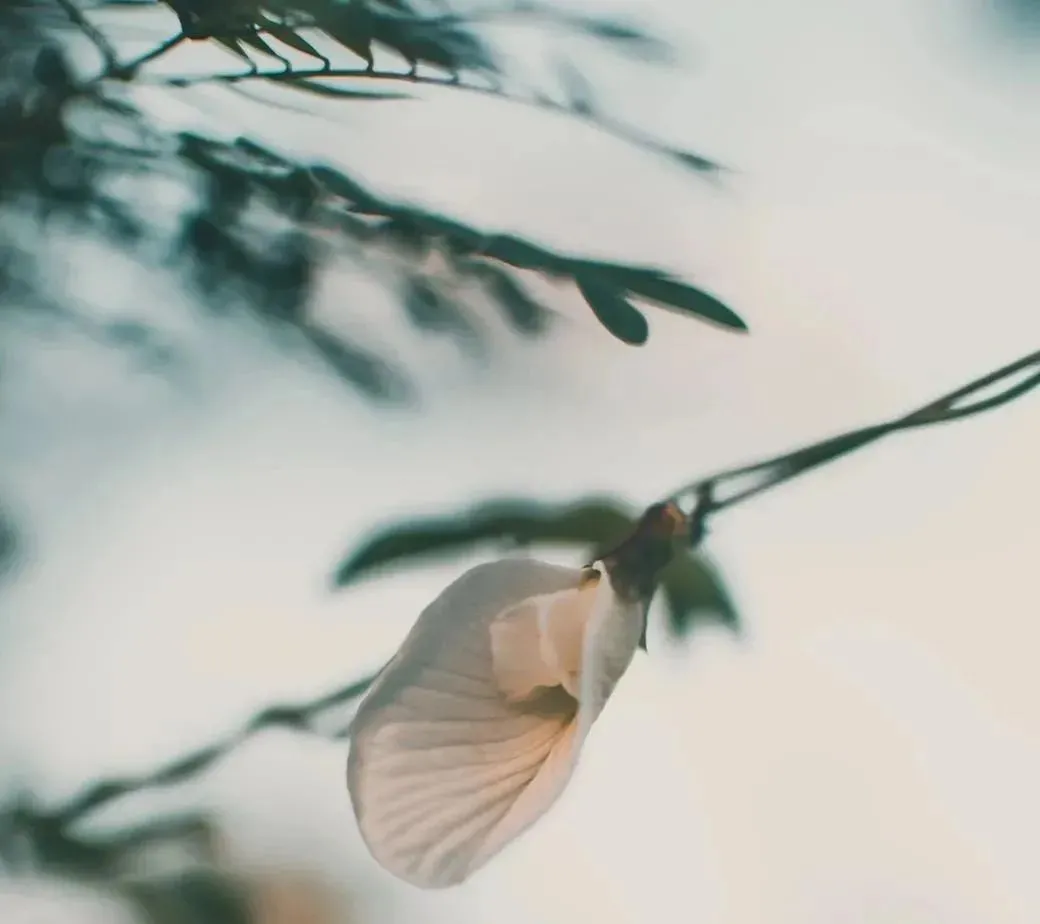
xmin=489 ymin=572 xmax=601 ymax=700
xmin=575 ymin=569 xmax=645 ymax=738
xmin=347 ymin=559 xmax=586 ymax=888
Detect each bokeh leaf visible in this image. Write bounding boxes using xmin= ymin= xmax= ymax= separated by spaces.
xmin=333 ymin=497 xmax=636 ymax=587
xmin=0 ymin=507 xmax=18 ymax=579
xmin=263 ymin=22 xmax=330 ymax=67
xmin=476 ymin=264 xmax=550 ymax=335
xmin=666 ymin=148 xmax=723 ymax=174
xmin=564 ymin=14 xmax=675 ymax=62
xmin=122 ymin=871 xmax=250 ymax=924
xmin=660 ymin=552 xmax=739 ymax=638
xmin=332 ymin=496 xmax=740 ymax=642
xmin=558 ymin=59 xmax=597 ymax=116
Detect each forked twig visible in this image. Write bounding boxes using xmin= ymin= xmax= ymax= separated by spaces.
xmin=672 ymin=348 xmax=1040 ymax=519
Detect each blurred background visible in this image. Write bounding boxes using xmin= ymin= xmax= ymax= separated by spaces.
xmin=0 ymin=0 xmax=1038 ymax=922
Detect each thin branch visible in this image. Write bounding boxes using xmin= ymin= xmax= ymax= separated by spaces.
xmin=144 ymin=66 xmax=722 ymax=175
xmin=56 ymin=0 xmax=118 ymax=70
xmin=670 ymin=348 xmax=1040 ymax=517
xmin=109 ymin=31 xmax=188 ymax=79
xmin=21 ymin=346 xmax=1036 ymax=852
xmin=39 ymin=672 xmax=379 ymax=834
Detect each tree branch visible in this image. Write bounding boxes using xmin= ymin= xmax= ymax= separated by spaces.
xmin=37 ymin=672 xmax=379 ymax=837
xmin=110 ymin=31 xmax=188 ymax=79
xmin=672 ymin=348 xmax=1040 ymax=518
xmin=56 ymin=0 xmax=118 ymax=71
xmin=142 ymin=66 xmax=722 ymax=175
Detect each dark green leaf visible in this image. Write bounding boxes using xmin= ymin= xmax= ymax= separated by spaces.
xmin=0 ymin=507 xmax=17 ymax=579
xmin=665 ymin=148 xmax=723 ymax=174
xmin=324 ymin=4 xmax=376 ymax=68
xmin=415 ymin=215 xmax=487 ymax=254
xmin=123 ymin=872 xmax=250 ymax=924
xmin=263 ymin=23 xmax=330 ymax=67
xmin=483 ymin=235 xmax=568 ymax=273
xmin=212 ymin=36 xmax=257 ymax=69
xmin=402 ymin=276 xmax=480 ymax=347
xmin=659 ymin=552 xmax=740 ymax=638
xmin=479 ymin=266 xmax=550 ymax=335
xmin=291 ymin=79 xmax=412 ymax=101
xmin=332 ymin=498 xmax=637 ymax=587
xmin=237 ymin=30 xmax=288 ymax=65
xmin=310 ymin=166 xmax=382 ymax=211
xmin=303 ymin=326 xmax=411 ymax=401
xmin=565 ymin=16 xmax=674 ymax=63
xmin=630 ymin=276 xmax=745 ymax=331
xmin=575 ymin=274 xmax=649 ymax=345
xmin=579 ymin=263 xmax=747 ymax=332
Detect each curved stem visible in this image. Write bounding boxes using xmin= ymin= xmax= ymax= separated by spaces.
xmin=671 ymin=348 xmax=1040 ymax=519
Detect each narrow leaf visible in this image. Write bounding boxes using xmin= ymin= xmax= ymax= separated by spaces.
xmin=665 ymin=148 xmax=722 ymax=174
xmin=564 ymin=15 xmax=674 ymax=63
xmin=310 ymin=166 xmax=382 ymax=211
xmin=578 ymin=263 xmax=747 ymax=332
xmin=479 ymin=266 xmax=550 ymax=335
xmin=402 ymin=277 xmax=480 ymax=346
xmin=213 ymin=36 xmax=256 ymax=68
xmin=660 ymin=553 xmax=740 ymax=638
xmin=263 ymin=24 xmax=330 ymax=67
xmin=332 ymin=498 xmax=636 ymax=587
xmin=304 ymin=326 xmax=411 ymax=401
xmin=630 ymin=276 xmax=746 ymax=331
xmin=237 ymin=30 xmax=287 ymax=64
xmin=482 ymin=235 xmax=567 ymax=273
xmin=575 ymin=275 xmax=649 ymax=345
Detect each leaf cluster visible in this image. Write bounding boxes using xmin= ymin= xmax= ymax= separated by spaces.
xmin=334 ymin=496 xmax=739 ymax=640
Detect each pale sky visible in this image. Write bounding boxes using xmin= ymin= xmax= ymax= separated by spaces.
xmin=0 ymin=1 xmax=1038 ymax=923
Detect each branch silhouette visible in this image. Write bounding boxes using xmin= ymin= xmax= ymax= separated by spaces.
xmin=671 ymin=346 xmax=1040 ymax=523
xmin=149 ymin=66 xmax=721 ymax=175
xmin=40 ymin=673 xmax=379 ymax=836
xmin=59 ymin=3 xmax=718 ymax=174
xmin=56 ymin=0 xmax=118 ymax=70
xmin=20 ymin=0 xmax=1040 ymax=878
xmin=13 ymin=345 xmax=1036 ymax=863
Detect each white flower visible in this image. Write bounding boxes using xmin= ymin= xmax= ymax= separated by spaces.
xmin=346 ymin=503 xmax=687 ymax=888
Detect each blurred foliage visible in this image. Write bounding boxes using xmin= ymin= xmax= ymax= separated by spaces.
xmin=995 ymin=0 xmax=1040 ymax=31
xmin=0 ymin=0 xmax=744 ymax=889
xmin=122 ymin=871 xmax=251 ymax=924
xmin=333 ymin=496 xmax=740 ymax=642
xmin=0 ymin=507 xmax=17 ymax=580
xmin=148 ymin=0 xmax=680 ymax=73
xmin=0 ymin=0 xmax=743 ymax=412
xmin=0 ymin=798 xmax=214 ymax=880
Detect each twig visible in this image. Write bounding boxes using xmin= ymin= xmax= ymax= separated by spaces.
xmin=670 ymin=348 xmax=1040 ymax=519
xmin=109 ymin=31 xmax=188 ymax=79
xmin=145 ymin=66 xmax=722 ymax=175
xmin=40 ymin=672 xmax=379 ymax=834
xmin=56 ymin=0 xmax=118 ymax=70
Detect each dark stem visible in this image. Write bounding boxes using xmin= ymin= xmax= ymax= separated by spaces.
xmin=56 ymin=0 xmax=118 ymax=70
xmin=38 ymin=673 xmax=379 ymax=833
xmin=671 ymin=348 xmax=1040 ymax=520
xmin=142 ymin=66 xmax=720 ymax=175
